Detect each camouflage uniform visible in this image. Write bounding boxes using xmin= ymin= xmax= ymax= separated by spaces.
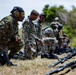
xmin=50 ymin=21 xmax=63 ymax=54
xmin=34 ymin=20 xmax=43 ymax=54
xmin=22 ymin=16 xmax=37 ymax=59
xmin=0 ymin=15 xmax=23 ymax=58
xmin=42 ymin=27 xmax=56 ymax=54
xmin=43 ymin=27 xmax=54 ymax=37
xmin=34 ymin=13 xmax=46 ymax=55
xmin=34 ymin=20 xmax=42 ymax=38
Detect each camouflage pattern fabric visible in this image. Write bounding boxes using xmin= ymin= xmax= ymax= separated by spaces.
xmin=34 ymin=20 xmax=42 ymax=38
xmin=0 ymin=15 xmax=23 ymax=56
xmin=50 ymin=21 xmax=63 ymax=38
xmin=42 ymin=27 xmax=56 ymax=54
xmin=50 ymin=21 xmax=63 ymax=53
xmin=42 ymin=37 xmax=56 ymax=54
xmin=34 ymin=20 xmax=43 ymax=54
xmin=43 ymin=27 xmax=54 ymax=37
xmin=22 ymin=16 xmax=36 ymax=59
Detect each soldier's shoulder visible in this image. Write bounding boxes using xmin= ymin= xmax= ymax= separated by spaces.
xmin=24 ymin=18 xmax=30 ymax=22
xmin=50 ymin=22 xmax=56 ymax=25
xmin=3 ymin=16 xmax=13 ymax=23
xmin=0 ymin=16 xmax=13 ymax=25
xmin=23 ymin=18 xmax=29 ymax=23
xmin=45 ymin=27 xmax=53 ymax=32
xmin=34 ymin=20 xmax=40 ymax=26
xmin=22 ymin=18 xmax=30 ymax=27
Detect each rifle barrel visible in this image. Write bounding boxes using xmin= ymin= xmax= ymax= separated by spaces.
xmin=46 ymin=61 xmax=76 ymax=75
xmin=48 ymin=51 xmax=76 ymax=68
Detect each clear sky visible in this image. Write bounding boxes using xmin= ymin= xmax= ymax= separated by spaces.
xmin=0 ymin=0 xmax=76 ymax=28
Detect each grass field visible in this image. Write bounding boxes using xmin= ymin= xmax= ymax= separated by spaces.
xmin=13 ymin=28 xmax=76 ymax=75
xmin=0 ymin=53 xmax=76 ymax=75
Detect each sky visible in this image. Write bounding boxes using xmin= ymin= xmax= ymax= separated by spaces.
xmin=0 ymin=0 xmax=76 ymax=28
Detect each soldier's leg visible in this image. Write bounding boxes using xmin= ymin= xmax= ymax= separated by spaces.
xmin=0 ymin=44 xmax=16 ymax=66
xmin=23 ymin=40 xmax=31 ymax=58
xmin=48 ymin=42 xmax=58 ymax=59
xmin=58 ymin=38 xmax=63 ymax=54
xmin=8 ymin=40 xmax=23 ymax=59
xmin=35 ymin=41 xmax=42 ymax=55
xmin=24 ymin=45 xmax=29 ymax=58
xmin=24 ymin=41 xmax=37 ymax=59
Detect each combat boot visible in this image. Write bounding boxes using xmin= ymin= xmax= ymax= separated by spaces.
xmin=50 ymin=53 xmax=58 ymax=59
xmin=7 ymin=61 xmax=17 ymax=66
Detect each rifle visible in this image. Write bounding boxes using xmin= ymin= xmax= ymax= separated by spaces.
xmin=45 ymin=60 xmax=76 ymax=75
xmin=30 ymin=33 xmax=43 ymax=52
xmin=60 ymin=64 xmax=76 ymax=75
xmin=48 ymin=51 xmax=76 ymax=68
xmin=30 ymin=33 xmax=42 ymax=42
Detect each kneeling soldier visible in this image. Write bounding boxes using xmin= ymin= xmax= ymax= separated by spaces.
xmin=0 ymin=6 xmax=25 ymax=66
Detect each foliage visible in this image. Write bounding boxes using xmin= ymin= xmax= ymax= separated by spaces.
xmin=70 ymin=37 xmax=76 ymax=47
xmin=63 ymin=25 xmax=76 ymax=38
xmin=42 ymin=4 xmax=67 ymax=23
xmin=42 ymin=4 xmax=76 ymax=46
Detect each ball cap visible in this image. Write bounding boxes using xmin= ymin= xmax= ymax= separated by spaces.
xmin=11 ymin=6 xmax=24 ymax=13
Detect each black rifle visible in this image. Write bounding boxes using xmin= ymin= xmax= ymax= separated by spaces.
xmin=45 ymin=60 xmax=76 ymax=75
xmin=48 ymin=51 xmax=76 ymax=68
xmin=30 ymin=33 xmax=43 ymax=53
xmin=30 ymin=33 xmax=42 ymax=42
xmin=60 ymin=64 xmax=76 ymax=75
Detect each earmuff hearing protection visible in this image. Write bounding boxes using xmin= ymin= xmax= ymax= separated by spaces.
xmin=13 ymin=10 xmax=20 ymax=17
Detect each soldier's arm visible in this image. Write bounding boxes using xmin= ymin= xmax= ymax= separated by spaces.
xmin=14 ymin=27 xmax=21 ymax=42
xmin=38 ymin=26 xmax=42 ymax=39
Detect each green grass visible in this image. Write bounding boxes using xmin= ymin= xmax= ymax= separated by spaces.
xmin=70 ymin=37 xmax=76 ymax=47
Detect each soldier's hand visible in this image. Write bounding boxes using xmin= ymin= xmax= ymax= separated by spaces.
xmin=41 ymin=40 xmax=45 ymax=46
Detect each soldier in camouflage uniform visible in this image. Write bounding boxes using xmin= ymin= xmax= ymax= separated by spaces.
xmin=50 ymin=22 xmax=59 ymax=38
xmin=50 ymin=17 xmax=63 ymax=54
xmin=41 ymin=23 xmax=58 ymax=59
xmin=34 ymin=13 xmax=46 ymax=38
xmin=0 ymin=6 xmax=25 ymax=66
xmin=51 ymin=17 xmax=63 ymax=39
xmin=34 ymin=13 xmax=46 ymax=55
xmin=22 ymin=10 xmax=39 ymax=59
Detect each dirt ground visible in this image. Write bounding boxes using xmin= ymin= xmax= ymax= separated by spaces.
xmin=0 ymin=53 xmax=76 ymax=75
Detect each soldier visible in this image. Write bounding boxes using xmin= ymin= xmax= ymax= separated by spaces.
xmin=50 ymin=22 xmax=59 ymax=38
xmin=34 ymin=13 xmax=46 ymax=38
xmin=50 ymin=17 xmax=64 ymax=54
xmin=34 ymin=13 xmax=46 ymax=55
xmin=52 ymin=17 xmax=63 ymax=39
xmin=22 ymin=10 xmax=39 ymax=59
xmin=0 ymin=6 xmax=25 ymax=66
xmin=41 ymin=23 xmax=58 ymax=59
